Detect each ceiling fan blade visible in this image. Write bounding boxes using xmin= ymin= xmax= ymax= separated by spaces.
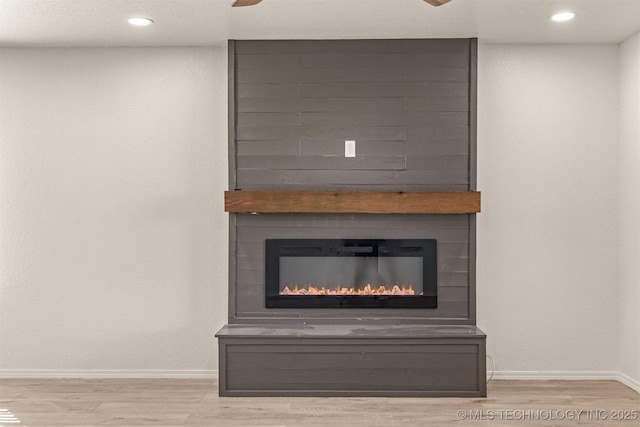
xmin=423 ymin=0 xmax=453 ymax=6
xmin=233 ymin=0 xmax=451 ymax=7
xmin=232 ymin=0 xmax=263 ymax=7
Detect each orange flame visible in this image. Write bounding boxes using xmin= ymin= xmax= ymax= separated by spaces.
xmin=281 ymin=283 xmax=416 ymax=296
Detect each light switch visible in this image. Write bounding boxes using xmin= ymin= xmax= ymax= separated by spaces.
xmin=345 ymin=140 xmax=356 ymax=157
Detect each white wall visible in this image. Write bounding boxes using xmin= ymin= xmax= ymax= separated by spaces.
xmin=0 ymin=48 xmax=228 ymax=376
xmin=477 ymin=45 xmax=619 ymax=376
xmin=618 ymin=32 xmax=640 ymax=388
xmin=0 ymin=44 xmax=631 ymax=381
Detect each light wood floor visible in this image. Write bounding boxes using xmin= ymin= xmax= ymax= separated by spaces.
xmin=0 ymin=379 xmax=638 ymax=426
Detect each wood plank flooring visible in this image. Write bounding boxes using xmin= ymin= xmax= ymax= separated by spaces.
xmin=0 ymin=379 xmax=638 ymax=426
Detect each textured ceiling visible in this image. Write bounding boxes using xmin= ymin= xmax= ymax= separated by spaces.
xmin=1 ymin=0 xmax=639 ymax=47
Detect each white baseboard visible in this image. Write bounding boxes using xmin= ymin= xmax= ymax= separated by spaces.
xmin=491 ymin=370 xmax=620 ymax=381
xmin=617 ymin=372 xmax=640 ymax=393
xmin=0 ymin=369 xmax=218 ymax=379
xmin=490 ymin=370 xmax=640 ymax=393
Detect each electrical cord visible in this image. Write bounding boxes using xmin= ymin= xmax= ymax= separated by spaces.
xmin=486 ymin=355 xmax=495 ymax=384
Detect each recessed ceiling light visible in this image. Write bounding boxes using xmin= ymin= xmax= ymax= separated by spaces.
xmin=551 ymin=12 xmax=576 ymax=22
xmin=128 ymin=17 xmax=154 ymax=26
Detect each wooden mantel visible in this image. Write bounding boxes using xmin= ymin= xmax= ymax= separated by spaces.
xmin=225 ymin=190 xmax=481 ymax=214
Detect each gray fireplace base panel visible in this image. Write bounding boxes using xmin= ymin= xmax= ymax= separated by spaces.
xmin=216 ymin=324 xmax=486 ymax=397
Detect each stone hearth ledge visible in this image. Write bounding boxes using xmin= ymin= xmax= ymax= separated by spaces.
xmin=216 ymin=323 xmax=485 ymax=339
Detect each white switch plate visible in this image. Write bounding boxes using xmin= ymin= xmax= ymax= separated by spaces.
xmin=345 ymin=140 xmax=356 ymax=157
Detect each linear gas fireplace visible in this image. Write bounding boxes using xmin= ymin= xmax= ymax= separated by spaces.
xmin=265 ymin=239 xmax=437 ymax=309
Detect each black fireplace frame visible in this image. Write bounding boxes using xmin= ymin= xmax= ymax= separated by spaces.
xmin=265 ymin=239 xmax=437 ymax=309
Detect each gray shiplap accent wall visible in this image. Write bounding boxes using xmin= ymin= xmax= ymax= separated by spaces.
xmin=234 ymin=39 xmax=471 ymax=192
xmin=229 ymin=39 xmax=477 ymax=324
xmin=233 ymin=213 xmax=470 ymax=323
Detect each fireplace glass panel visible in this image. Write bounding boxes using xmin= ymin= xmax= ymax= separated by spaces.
xmin=279 ymin=256 xmax=422 ymax=294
